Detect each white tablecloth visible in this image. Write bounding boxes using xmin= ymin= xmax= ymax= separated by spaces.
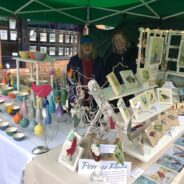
xmin=0 ymin=112 xmax=75 ymax=184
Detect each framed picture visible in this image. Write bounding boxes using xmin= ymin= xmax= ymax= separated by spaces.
xmin=119 ymin=70 xmax=139 ymax=89
xmin=65 ymin=34 xmax=70 ymax=43
xmin=133 ymin=175 xmax=157 ymax=184
xmin=175 ymin=137 xmax=184 ymax=148
xmin=138 ymin=92 xmax=150 ymax=111
xmin=59 ymin=34 xmax=64 ymax=43
xmin=66 ymin=130 xmax=82 ymax=145
xmin=177 ymin=103 xmax=184 ymax=115
xmin=165 ymin=71 xmax=184 ymax=88
xmin=9 ymin=18 xmax=16 ymax=29
xmin=49 ymin=47 xmax=56 ymax=55
xmin=178 ymin=40 xmax=184 ymax=67
xmin=138 ymin=68 xmax=151 ymax=83
xmin=153 ymin=119 xmax=165 ymax=136
xmin=10 ymin=30 xmax=17 ymax=41
xmin=157 ymin=88 xmax=173 ymax=104
xmin=106 ymin=72 xmax=122 ymax=95
xmin=147 ymin=89 xmax=157 ymax=106
xmin=159 ymin=114 xmax=170 ymax=132
xmin=117 ymin=98 xmax=130 ymax=123
xmin=146 ymin=37 xmax=164 ymax=66
xmin=40 ymin=47 xmax=47 ymax=53
xmin=57 ymin=140 xmax=84 ymax=171
xmin=0 ymin=30 xmax=8 ymax=40
xmin=165 ymin=145 xmax=184 ymax=161
xmin=154 ymin=71 xmax=166 ymax=87
xmin=129 ymin=96 xmax=143 ymax=119
xmin=144 ymin=123 xmax=160 ymax=147
xmin=30 ymin=46 xmax=37 ymax=52
xmin=58 ymin=47 xmax=64 ymax=56
xmin=167 ymin=110 xmax=179 ymax=127
xmin=40 ymin=33 xmax=47 ymax=42
xmin=49 ymin=33 xmax=56 ymax=42
xmin=144 ymin=163 xmax=177 ymax=184
xmin=29 ymin=31 xmax=37 ymax=41
xmin=157 ymin=154 xmax=184 ymax=173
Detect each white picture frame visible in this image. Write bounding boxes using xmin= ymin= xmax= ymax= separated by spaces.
xmin=9 ymin=18 xmax=16 ymax=29
xmin=0 ymin=30 xmax=8 ymax=40
xmin=138 ymin=68 xmax=151 ymax=83
xmin=119 ymin=70 xmax=139 ymax=89
xmin=66 ymin=130 xmax=82 ymax=145
xmin=178 ymin=40 xmax=184 ymax=67
xmin=157 ymin=88 xmax=173 ymax=104
xmin=49 ymin=33 xmax=56 ymax=43
xmin=146 ymin=37 xmax=164 ymax=66
xmin=49 ymin=47 xmax=56 ymax=55
xmin=147 ymin=89 xmax=157 ymax=106
xmin=106 ymin=72 xmax=122 ymax=95
xmin=117 ymin=98 xmax=130 ymax=123
xmin=58 ymin=140 xmax=84 ymax=171
xmin=40 ymin=47 xmax=47 ymax=53
xmin=29 ymin=31 xmax=37 ymax=41
xmin=40 ymin=33 xmax=47 ymax=42
xmin=10 ymin=30 xmax=17 ymax=41
xmin=138 ymin=92 xmax=150 ymax=111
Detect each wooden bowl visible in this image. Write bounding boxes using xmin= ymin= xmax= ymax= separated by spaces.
xmin=13 ymin=132 xmax=25 ymax=141
xmin=0 ymin=121 xmax=9 ymax=131
xmin=6 ymin=127 xmax=17 ymax=136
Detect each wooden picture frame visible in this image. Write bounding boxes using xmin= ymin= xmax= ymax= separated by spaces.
xmin=117 ymin=98 xmax=130 ymax=123
xmin=157 ymin=88 xmax=173 ymax=104
xmin=106 ymin=72 xmax=122 ymax=95
xmin=146 ymin=37 xmax=164 ymax=66
xmin=119 ymin=70 xmax=139 ymax=89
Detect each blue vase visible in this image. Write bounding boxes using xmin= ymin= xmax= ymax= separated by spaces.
xmin=44 ymin=106 xmax=52 ymax=125
xmin=49 ymin=95 xmax=56 ymax=113
xmin=43 ymin=97 xmax=49 ymax=108
xmin=28 ymin=119 xmax=37 ymax=131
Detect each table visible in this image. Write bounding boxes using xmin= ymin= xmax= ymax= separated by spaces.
xmin=24 ymin=120 xmax=184 ymax=184
xmin=0 ymin=112 xmax=73 ymax=184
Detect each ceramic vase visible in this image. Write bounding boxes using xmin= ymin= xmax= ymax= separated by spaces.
xmin=56 ymin=101 xmax=63 ymax=120
xmin=34 ymin=123 xmax=44 ymax=137
xmin=36 ymin=105 xmax=43 ymax=123
xmin=49 ymin=95 xmax=56 ymax=113
xmin=22 ymin=97 xmax=28 ymax=117
xmin=30 ymin=101 xmax=36 ymax=119
xmin=44 ymin=106 xmax=52 ymax=125
xmin=20 ymin=117 xmax=29 ymax=128
xmin=43 ymin=97 xmax=49 ymax=108
xmin=28 ymin=119 xmax=37 ymax=131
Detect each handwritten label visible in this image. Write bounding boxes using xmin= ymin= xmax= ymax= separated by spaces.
xmin=78 ymin=159 xmax=131 ymax=177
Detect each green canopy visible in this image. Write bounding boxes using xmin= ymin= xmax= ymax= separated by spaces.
xmin=0 ymin=0 xmax=183 ymax=26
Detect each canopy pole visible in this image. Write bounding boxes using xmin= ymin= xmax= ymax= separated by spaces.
xmin=14 ymin=0 xmax=35 ymax=14
xmin=17 ymin=6 xmax=86 ymax=14
xmin=163 ymin=11 xmax=184 ymax=20
xmin=34 ymin=0 xmax=86 ymax=23
xmin=90 ymin=0 xmax=157 ymax=23
xmin=140 ymin=0 xmax=160 ymax=18
xmin=0 ymin=6 xmax=13 ymax=14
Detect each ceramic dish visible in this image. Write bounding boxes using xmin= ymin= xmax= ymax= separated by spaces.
xmin=6 ymin=127 xmax=17 ymax=136
xmin=8 ymin=105 xmax=20 ymax=116
xmin=1 ymin=102 xmax=13 ymax=111
xmin=0 ymin=121 xmax=9 ymax=131
xmin=0 ymin=98 xmax=5 ymax=104
xmin=13 ymin=132 xmax=25 ymax=141
xmin=8 ymin=91 xmax=18 ymax=99
xmin=23 ymin=78 xmax=36 ymax=87
xmin=16 ymin=91 xmax=29 ymax=101
xmin=1 ymin=86 xmax=13 ymax=96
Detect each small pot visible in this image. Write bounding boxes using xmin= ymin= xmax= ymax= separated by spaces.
xmin=6 ymin=127 xmax=17 ymax=136
xmin=13 ymin=132 xmax=25 ymax=141
xmin=0 ymin=121 xmax=9 ymax=131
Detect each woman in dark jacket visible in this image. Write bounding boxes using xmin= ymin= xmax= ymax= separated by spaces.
xmin=67 ymin=35 xmax=105 ymax=106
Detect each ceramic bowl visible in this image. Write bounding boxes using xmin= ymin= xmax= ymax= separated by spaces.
xmin=23 ymin=78 xmax=36 ymax=87
xmin=39 ymin=80 xmax=48 ymax=85
xmin=13 ymin=132 xmax=25 ymax=141
xmin=9 ymin=105 xmax=20 ymax=116
xmin=19 ymin=51 xmax=29 ymax=59
xmin=34 ymin=52 xmax=46 ymax=61
xmin=1 ymin=102 xmax=13 ymax=112
xmin=6 ymin=127 xmax=17 ymax=136
xmin=16 ymin=91 xmax=29 ymax=101
xmin=0 ymin=83 xmax=7 ymax=88
xmin=28 ymin=51 xmax=36 ymax=59
xmin=8 ymin=90 xmax=18 ymax=99
xmin=1 ymin=86 xmax=13 ymax=96
xmin=0 ymin=98 xmax=5 ymax=104
xmin=0 ymin=121 xmax=9 ymax=131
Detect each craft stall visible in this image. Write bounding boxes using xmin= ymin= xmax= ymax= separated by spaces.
xmin=1 ymin=27 xmax=184 ymax=184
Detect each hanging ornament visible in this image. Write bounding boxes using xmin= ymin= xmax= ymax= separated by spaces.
xmin=28 ymin=119 xmax=37 ymax=131
xmin=43 ymin=106 xmax=52 ymax=125
xmin=30 ymin=88 xmax=36 ymax=106
xmin=73 ymin=114 xmax=80 ymax=128
xmin=68 ymin=68 xmax=73 ymax=78
xmin=22 ymin=97 xmax=28 ymax=117
xmin=43 ymin=97 xmax=49 ymax=108
xmin=20 ymin=117 xmax=29 ymax=128
xmin=30 ymin=101 xmax=36 ymax=119
xmin=49 ymin=95 xmax=56 ymax=113
xmin=34 ymin=123 xmax=44 ymax=137
xmin=56 ymin=100 xmax=64 ymax=120
xmin=36 ymin=104 xmax=43 ymax=122
xmin=61 ymin=88 xmax=68 ymax=105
